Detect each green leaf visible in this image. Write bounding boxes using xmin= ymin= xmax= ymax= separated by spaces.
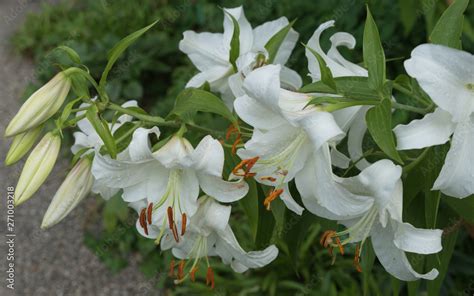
xmin=304 ymin=45 xmax=337 ymax=90
xmin=100 ymin=20 xmax=158 ymax=88
xmin=239 ymin=179 xmax=259 ymax=241
xmin=55 ymin=45 xmax=82 ymax=64
xmin=363 ymin=6 xmax=386 ymax=92
xmin=398 ymin=0 xmax=419 ymax=35
xmin=86 ymin=105 xmax=117 ymax=158
xmin=430 ymin=0 xmax=469 ymax=49
xmin=265 ymin=19 xmax=296 ymax=64
xmin=113 ymin=122 xmax=140 ymax=153
xmin=300 ymin=76 xmax=380 ymax=101
xmin=103 ymin=194 xmax=129 ymax=232
xmin=365 ymin=98 xmax=404 ymax=164
xmin=171 ymin=88 xmax=236 ymax=123
xmin=361 ymin=240 xmax=376 ymax=296
xmin=224 ymin=11 xmax=240 ymax=70
xmin=59 ymin=97 xmax=83 ymax=126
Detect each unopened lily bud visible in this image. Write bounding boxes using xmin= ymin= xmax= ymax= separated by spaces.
xmin=5 ymin=125 xmax=43 ymax=166
xmin=41 ymin=157 xmax=93 ymax=229
xmin=15 ymin=132 xmax=61 ymax=206
xmin=5 ymin=71 xmax=71 ymax=137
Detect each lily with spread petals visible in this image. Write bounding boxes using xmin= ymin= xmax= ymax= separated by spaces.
xmin=306 ymin=20 xmax=371 ymax=169
xmin=297 ymin=149 xmax=443 ymax=281
xmin=233 ymin=64 xmax=345 ymax=215
xmin=179 ymin=6 xmax=301 ymax=107
xmin=157 ymin=196 xmax=278 ymax=288
xmin=394 ymin=44 xmax=474 ymax=198
xmin=92 ymin=129 xmax=249 ymax=241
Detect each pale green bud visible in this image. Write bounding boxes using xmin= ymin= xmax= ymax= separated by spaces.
xmin=5 ymin=125 xmax=43 ymax=166
xmin=5 ymin=72 xmax=71 ymax=137
xmin=41 ymin=157 xmax=93 ymax=229
xmin=15 ymin=132 xmax=61 ymax=206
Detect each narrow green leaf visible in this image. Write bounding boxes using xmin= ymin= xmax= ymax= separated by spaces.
xmin=171 ymin=88 xmax=236 ymax=124
xmin=265 ymin=19 xmax=296 ymax=64
xmin=363 ymin=6 xmax=386 ymax=92
xmin=304 ymin=45 xmax=337 ymax=90
xmin=55 ymin=45 xmax=82 ymax=64
xmin=365 ymin=99 xmax=404 ymax=164
xmin=398 ymin=0 xmax=419 ymax=35
xmin=224 ymin=11 xmax=240 ymax=70
xmin=430 ymin=0 xmax=469 ymax=49
xmin=390 ymin=277 xmax=401 ymax=296
xmin=443 ymin=195 xmax=474 ymax=224
xmin=100 ymin=20 xmax=158 ymax=87
xmin=86 ymin=105 xmax=117 ymax=158
xmin=239 ymin=179 xmax=259 ymax=241
xmin=113 ymin=122 xmax=139 ymax=153
xmin=300 ymin=76 xmax=380 ymax=101
xmin=255 ymin=186 xmax=275 ymax=249
xmin=362 ymin=240 xmax=376 ymax=296
xmin=59 ymin=97 xmax=83 ymax=125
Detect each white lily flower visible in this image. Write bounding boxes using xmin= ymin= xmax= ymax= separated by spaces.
xmin=394 ymin=44 xmax=474 ymax=198
xmin=306 ymin=20 xmax=371 ymax=170
xmin=297 ymin=148 xmax=443 ymax=281
xmin=71 ymin=99 xmax=138 ymax=200
xmin=179 ymin=6 xmax=301 ymax=107
xmin=233 ymin=64 xmax=345 ymax=215
xmin=92 ymin=129 xmax=249 ymax=241
xmin=157 ymin=196 xmax=278 ymax=288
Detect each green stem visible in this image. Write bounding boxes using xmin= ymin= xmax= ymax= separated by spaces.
xmin=65 ymin=67 xmax=109 ymax=104
xmin=402 ymin=147 xmax=430 ymax=175
xmin=108 ymin=102 xmax=168 ymax=124
xmin=392 ymin=102 xmax=430 ymax=115
xmin=393 ymin=83 xmax=430 ymax=106
xmin=63 ymin=114 xmax=87 ymax=127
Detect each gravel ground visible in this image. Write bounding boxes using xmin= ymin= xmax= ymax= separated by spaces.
xmin=0 ymin=1 xmax=159 ymax=295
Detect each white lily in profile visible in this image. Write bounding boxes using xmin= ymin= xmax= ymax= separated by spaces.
xmin=158 ymin=196 xmax=278 ymax=288
xmin=179 ymin=5 xmax=301 ymax=107
xmin=306 ymin=20 xmax=371 ymax=169
xmin=71 ymin=99 xmax=138 ymax=200
xmin=297 ymin=149 xmax=443 ymax=281
xmin=233 ymin=64 xmax=345 ymax=215
xmin=394 ymin=44 xmax=474 ymax=198
xmin=92 ymin=129 xmax=248 ymax=241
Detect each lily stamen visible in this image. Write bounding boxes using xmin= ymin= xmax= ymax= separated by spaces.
xmin=147 ymin=202 xmax=153 ymax=225
xmin=263 ymin=188 xmax=284 ymax=210
xmin=232 ymin=156 xmax=259 ymax=178
xmin=260 ymin=176 xmax=277 ymax=182
xmin=178 ymin=260 xmax=185 ymax=280
xmin=169 ymin=259 xmax=176 ymax=277
xmin=354 ymin=244 xmax=362 ymax=273
xmin=181 ymin=213 xmax=187 ymax=235
xmin=206 ymin=266 xmax=215 ymax=289
xmin=190 ymin=267 xmax=198 ymax=282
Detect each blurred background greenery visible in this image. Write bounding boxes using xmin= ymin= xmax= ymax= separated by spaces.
xmin=11 ymin=0 xmax=474 ymax=295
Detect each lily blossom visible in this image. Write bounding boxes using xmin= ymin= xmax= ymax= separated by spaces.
xmin=297 ymin=148 xmax=443 ymax=281
xmin=179 ymin=6 xmax=301 ymax=107
xmin=394 ymin=44 xmax=474 ymax=198
xmin=233 ymin=64 xmax=345 ymax=215
xmin=306 ymin=20 xmax=371 ymax=169
xmin=159 ymin=196 xmax=278 ymax=288
xmin=92 ymin=129 xmax=249 ymax=241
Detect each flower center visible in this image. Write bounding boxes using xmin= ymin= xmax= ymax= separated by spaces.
xmin=169 ymin=236 xmax=215 ymax=289
xmin=320 ymin=206 xmax=378 ymax=272
xmin=466 ymin=83 xmax=474 ymax=91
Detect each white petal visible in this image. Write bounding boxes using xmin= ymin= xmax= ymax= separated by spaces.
xmin=228 ymin=72 xmax=245 ymax=98
xmin=152 ymin=136 xmax=194 ymax=168
xmin=394 ymin=108 xmax=455 ymax=150
xmin=371 ymin=222 xmax=439 ymax=281
xmin=199 ymin=174 xmax=249 ymax=203
xmin=214 ymin=225 xmax=278 ymax=272
xmin=327 ymin=32 xmax=367 ymax=76
xmin=404 ymin=44 xmax=474 ymax=122
xmin=71 ymin=131 xmax=92 ymax=155
xmin=223 ymin=6 xmax=253 ymax=54
xmin=296 ymin=111 xmax=345 ymax=151
xmin=306 ymin=20 xmax=355 ymax=81
xmin=340 ymin=159 xmax=402 ymax=210
xmin=186 ymin=65 xmax=232 ymax=89
xmin=128 ymin=127 xmax=160 ymax=161
xmin=393 ymin=222 xmax=442 ymax=254
xmin=191 ymin=135 xmax=225 ymax=176
xmin=347 ymin=108 xmax=371 ymax=170
xmin=179 ymin=31 xmax=228 ymax=71
xmin=433 ymin=119 xmax=474 ymax=198
xmin=280 ymin=66 xmax=303 ymax=90
xmin=116 ymin=100 xmax=138 ymax=124
xmin=280 ymin=183 xmax=304 ymax=215
xmin=243 ymin=64 xmax=282 ymax=114
xmin=330 ymin=145 xmax=350 ymax=169
xmin=234 ymin=94 xmax=287 ymax=130
xmin=296 ymin=146 xmax=373 ymax=219
xmin=193 ymin=197 xmax=231 ymax=233
xmin=177 ymin=169 xmax=200 ymax=217
xmin=91 ymin=178 xmax=119 ymax=200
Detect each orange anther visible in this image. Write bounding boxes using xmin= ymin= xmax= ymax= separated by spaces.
xmin=167 ymin=206 xmax=174 ymax=230
xmin=263 ymin=188 xmax=284 ymax=210
xmin=260 ymin=176 xmax=277 ymax=182
xmin=147 ymin=203 xmax=153 ymax=225
xmin=206 ymin=267 xmax=215 ymax=289
xmin=231 ymin=133 xmax=242 ymax=155
xmin=172 ymin=223 xmax=180 ymax=243
xmin=169 ymin=259 xmax=176 ymax=277
xmin=232 ymin=156 xmax=259 ymax=178
xmin=178 ymin=260 xmax=185 ymax=280
xmin=190 ymin=267 xmax=198 ymax=282
xmin=181 ymin=213 xmax=187 ymax=236
xmin=335 ymin=237 xmax=344 ymax=255
xmin=354 ymin=244 xmax=362 ymax=273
